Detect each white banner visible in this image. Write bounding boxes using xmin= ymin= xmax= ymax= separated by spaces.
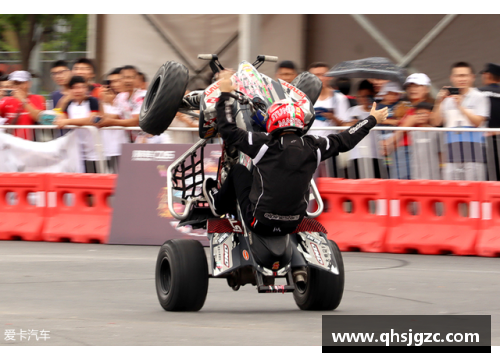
xmin=0 ymin=130 xmax=83 ymax=173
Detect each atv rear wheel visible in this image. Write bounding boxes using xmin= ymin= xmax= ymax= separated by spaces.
xmin=155 ymin=239 xmax=209 ymax=311
xmin=139 ymin=61 xmax=189 ymax=135
xmin=293 ymin=240 xmax=344 ymax=310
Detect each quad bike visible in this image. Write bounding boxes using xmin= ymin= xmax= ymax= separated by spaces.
xmin=141 ymin=54 xmax=344 ymax=312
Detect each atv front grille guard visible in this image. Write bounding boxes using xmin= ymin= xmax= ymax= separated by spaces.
xmin=167 ymin=138 xmax=209 ymax=220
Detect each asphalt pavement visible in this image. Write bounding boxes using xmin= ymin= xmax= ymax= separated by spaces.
xmin=0 ymin=240 xmax=499 ymax=346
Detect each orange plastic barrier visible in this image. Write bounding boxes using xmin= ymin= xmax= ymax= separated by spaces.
xmin=476 ymin=182 xmax=500 ymax=257
xmin=0 ymin=173 xmax=47 ymax=241
xmin=385 ymin=180 xmax=481 ymax=255
xmin=316 ymin=178 xmax=388 ymax=252
xmin=42 ymin=174 xmax=116 ymax=243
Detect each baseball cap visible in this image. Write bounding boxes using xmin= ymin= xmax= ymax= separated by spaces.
xmin=404 ymin=73 xmax=431 ymax=87
xmin=377 ymin=81 xmax=404 ymax=96
xmin=480 ymin=63 xmax=500 ymax=77
xmin=9 ymin=70 xmax=32 ymax=82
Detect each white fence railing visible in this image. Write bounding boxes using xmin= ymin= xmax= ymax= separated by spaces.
xmin=1 ymin=125 xmax=500 ymax=181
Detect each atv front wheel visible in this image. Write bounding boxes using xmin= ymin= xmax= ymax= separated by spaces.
xmin=293 ymin=240 xmax=344 ymax=310
xmin=155 ymin=239 xmax=209 ymax=311
xmin=139 ymin=61 xmax=189 ymax=135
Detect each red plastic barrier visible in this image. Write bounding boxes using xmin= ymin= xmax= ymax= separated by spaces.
xmin=0 ymin=173 xmax=47 ymax=241
xmin=42 ymin=173 xmax=116 ymax=243
xmin=476 ymin=182 xmax=500 ymax=257
xmin=385 ymin=180 xmax=481 ymax=255
xmin=316 ymin=178 xmax=388 ymax=252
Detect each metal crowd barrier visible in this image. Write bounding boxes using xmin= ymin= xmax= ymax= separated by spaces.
xmin=2 ymin=125 xmax=500 ymax=181
xmin=308 ymin=126 xmax=500 ymax=182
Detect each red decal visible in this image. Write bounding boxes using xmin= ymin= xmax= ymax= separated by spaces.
xmin=272 ymin=261 xmax=280 ymax=270
xmin=206 ymin=97 xmax=219 ymax=104
xmin=205 ymin=81 xmax=221 ymax=97
xmin=310 ymin=243 xmax=324 ymax=265
xmin=242 ymin=250 xmax=249 ymax=260
xmin=280 ymin=81 xmax=306 ymax=99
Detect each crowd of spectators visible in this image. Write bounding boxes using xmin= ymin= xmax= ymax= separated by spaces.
xmin=275 ymin=60 xmax=500 ymax=181
xmin=1 ymin=58 xmax=500 ymax=180
xmin=0 ymin=58 xmax=199 ymax=173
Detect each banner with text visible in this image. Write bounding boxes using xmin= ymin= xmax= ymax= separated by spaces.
xmin=108 ymin=143 xmax=221 ymax=246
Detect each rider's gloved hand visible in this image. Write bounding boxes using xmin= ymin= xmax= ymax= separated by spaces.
xmin=219 ymin=69 xmax=236 ymax=93
xmin=369 ymin=102 xmax=389 ymax=124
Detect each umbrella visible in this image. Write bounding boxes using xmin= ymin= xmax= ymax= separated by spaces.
xmin=326 ymin=57 xmax=407 ymax=85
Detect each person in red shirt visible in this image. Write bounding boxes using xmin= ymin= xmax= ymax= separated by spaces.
xmin=0 ymin=70 xmax=45 ymax=140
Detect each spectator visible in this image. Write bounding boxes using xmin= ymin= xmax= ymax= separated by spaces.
xmin=275 ymin=60 xmax=298 ymax=84
xmin=433 ymin=62 xmax=490 ymax=181
xmin=345 ymin=80 xmax=385 ymax=178
xmin=478 ymin=63 xmax=500 ymax=180
xmin=0 ymin=70 xmax=45 ymax=140
xmin=0 ymin=73 xmax=11 ymax=101
xmin=375 ymin=81 xmax=405 ymax=174
xmin=387 ymin=73 xmax=433 ymax=179
xmin=0 ymin=73 xmax=10 ymax=128
xmin=99 ymin=67 xmax=130 ymax=173
xmin=54 ymin=75 xmax=100 ymax=173
xmin=72 ymin=58 xmax=102 ymax=100
xmin=308 ymin=62 xmax=350 ymax=131
xmin=136 ymin=72 xmax=148 ymax=90
xmin=336 ymin=77 xmax=357 ymax=107
xmin=376 ymin=81 xmax=404 ymax=125
xmin=369 ymin=78 xmax=389 ymax=101
xmin=382 ymin=102 xmax=440 ymax=180
xmin=98 ymin=65 xmax=145 ymax=128
xmin=50 ymin=60 xmax=71 ymax=109
xmin=308 ymin=62 xmax=350 ymax=177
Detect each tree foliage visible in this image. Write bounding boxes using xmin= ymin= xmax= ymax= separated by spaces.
xmin=0 ymin=15 xmax=87 ymax=70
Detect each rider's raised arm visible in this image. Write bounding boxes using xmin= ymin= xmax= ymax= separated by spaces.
xmin=216 ymin=92 xmax=272 ymax=158
xmin=306 ymin=115 xmax=377 ymax=160
xmin=310 ymin=102 xmax=388 ymax=160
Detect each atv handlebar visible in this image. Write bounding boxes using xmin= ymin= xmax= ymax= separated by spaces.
xmin=198 ymin=54 xmax=218 ymax=60
xmin=255 ymin=55 xmax=278 ymax=63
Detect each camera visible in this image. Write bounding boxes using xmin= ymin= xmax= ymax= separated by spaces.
xmin=447 ymin=87 xmax=460 ymax=95
xmin=4 ymin=89 xmax=13 ymax=97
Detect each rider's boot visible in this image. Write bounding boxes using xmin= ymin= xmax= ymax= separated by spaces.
xmin=203 ymin=178 xmax=221 ymax=217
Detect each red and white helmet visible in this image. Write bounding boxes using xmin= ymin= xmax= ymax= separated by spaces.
xmin=265 ymin=99 xmax=305 ymax=134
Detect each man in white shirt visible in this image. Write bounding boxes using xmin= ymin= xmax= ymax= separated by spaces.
xmin=433 ymin=61 xmax=490 ymax=181
xmin=308 ymin=62 xmax=350 ymax=136
xmin=99 ymin=65 xmax=146 ymax=128
xmin=308 ymin=62 xmax=350 ymax=177
xmin=99 ymin=68 xmax=131 ymax=172
xmin=98 ymin=65 xmax=147 ymax=171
